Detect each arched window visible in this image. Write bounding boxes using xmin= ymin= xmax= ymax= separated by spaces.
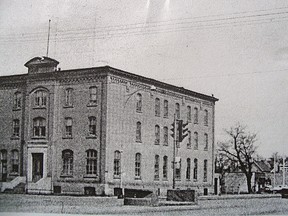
xmin=136 ymin=122 xmax=142 ymax=142
xmin=163 ymin=156 xmax=168 ymax=180
xmin=114 ymin=151 xmax=121 ymax=177
xmin=34 ymin=90 xmax=47 ymax=107
xmin=155 ymin=98 xmax=160 ymax=116
xmin=154 ymin=155 xmax=160 ymax=180
xmin=13 ymin=92 xmax=21 ymax=109
xmin=193 ymin=158 xmax=198 ymax=181
xmin=194 ymin=107 xmax=198 ymax=124
xmin=33 ymin=117 xmax=46 ymax=137
xmin=136 ymin=93 xmax=142 ymax=112
xmin=204 ymin=109 xmax=208 ymax=126
xmin=204 ymin=133 xmax=208 ymax=150
xmin=204 ymin=159 xmax=208 ymax=182
xmin=86 ymin=149 xmax=97 ymax=175
xmin=89 ymin=86 xmax=97 ymax=105
xmin=88 ymin=116 xmax=96 ymax=136
xmin=187 ymin=106 xmax=191 ymax=122
xmin=62 ymin=149 xmax=73 ymax=176
xmin=163 ymin=126 xmax=168 ymax=146
xmin=65 ymin=118 xmax=73 ymax=137
xmin=186 ymin=158 xmax=191 ymax=180
xmin=135 ymin=153 xmax=141 ymax=178
xmin=194 ymin=132 xmax=198 ymax=150
xmin=13 ymin=119 xmax=20 ymax=137
xmin=154 ymin=125 xmax=160 ymax=145
xmin=65 ymin=88 xmax=73 ymax=107
xmin=187 ymin=131 xmax=191 ymax=149
xmin=163 ymin=100 xmax=168 ymax=118
xmin=11 ymin=150 xmax=19 ymax=173
xmin=175 ymin=103 xmax=180 ymax=119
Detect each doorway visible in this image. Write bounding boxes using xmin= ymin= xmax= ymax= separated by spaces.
xmin=32 ymin=153 xmax=43 ymax=182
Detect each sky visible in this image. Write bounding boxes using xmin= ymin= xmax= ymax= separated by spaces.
xmin=0 ymin=0 xmax=288 ymax=158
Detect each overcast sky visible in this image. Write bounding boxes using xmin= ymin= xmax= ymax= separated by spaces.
xmin=0 ymin=0 xmax=288 ymax=158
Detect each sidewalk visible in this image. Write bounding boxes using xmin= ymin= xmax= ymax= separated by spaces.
xmin=198 ymin=193 xmax=281 ymax=200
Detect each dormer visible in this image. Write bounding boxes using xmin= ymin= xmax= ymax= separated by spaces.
xmin=25 ymin=56 xmax=59 ymax=74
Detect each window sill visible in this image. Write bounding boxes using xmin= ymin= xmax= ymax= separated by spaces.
xmin=113 ymin=175 xmax=120 ymax=179
xmin=10 ymin=136 xmax=20 ymax=140
xmin=135 ymin=140 xmax=142 ymax=143
xmin=87 ymin=103 xmax=98 ymax=107
xmin=63 ymin=105 xmax=73 ymax=108
xmin=175 ymin=178 xmax=181 ymax=181
xmin=162 ymin=178 xmax=168 ymax=181
xmin=12 ymin=107 xmax=21 ymax=111
xmin=136 ymin=110 xmax=142 ymax=113
xmin=31 ymin=136 xmax=47 ymax=140
xmin=62 ymin=136 xmax=73 ymax=139
xmin=154 ymin=142 xmax=160 ymax=145
xmin=134 ymin=177 xmax=142 ymax=180
xmin=86 ymin=136 xmax=97 ymax=139
xmin=186 ymin=179 xmax=191 ymax=181
xmin=193 ymin=179 xmax=198 ymax=182
xmin=84 ymin=174 xmax=98 ymax=178
xmin=9 ymin=173 xmax=19 ymax=177
xmin=163 ymin=143 xmax=168 ymax=146
xmin=33 ymin=106 xmax=46 ymax=110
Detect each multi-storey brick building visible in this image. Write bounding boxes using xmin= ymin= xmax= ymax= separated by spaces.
xmin=0 ymin=56 xmax=218 ymax=196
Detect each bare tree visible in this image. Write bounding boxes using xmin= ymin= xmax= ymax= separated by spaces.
xmin=218 ymin=124 xmax=257 ymax=194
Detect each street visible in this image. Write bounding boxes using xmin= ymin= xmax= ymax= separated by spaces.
xmin=0 ymin=194 xmax=288 ymax=215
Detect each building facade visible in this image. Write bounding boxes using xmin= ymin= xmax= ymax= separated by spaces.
xmin=0 ymin=56 xmax=218 ymax=196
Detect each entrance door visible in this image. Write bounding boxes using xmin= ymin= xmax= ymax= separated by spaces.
xmin=1 ymin=160 xmax=7 ymax=182
xmin=32 ymin=153 xmax=43 ymax=182
xmin=214 ymin=178 xmax=218 ymax=195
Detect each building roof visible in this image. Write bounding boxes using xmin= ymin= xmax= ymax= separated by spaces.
xmin=254 ymin=160 xmax=271 ymax=173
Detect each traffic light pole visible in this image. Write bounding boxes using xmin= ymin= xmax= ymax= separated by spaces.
xmin=172 ymin=114 xmax=176 ymax=189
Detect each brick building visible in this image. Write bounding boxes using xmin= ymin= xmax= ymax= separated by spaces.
xmin=0 ymin=56 xmax=218 ymax=196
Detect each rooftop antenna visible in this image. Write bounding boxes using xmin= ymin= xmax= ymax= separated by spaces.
xmin=46 ymin=19 xmax=51 ymax=57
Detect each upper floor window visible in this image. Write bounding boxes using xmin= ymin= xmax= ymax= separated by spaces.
xmin=204 ymin=109 xmax=208 ymax=126
xmin=186 ymin=158 xmax=191 ymax=180
xmin=163 ymin=100 xmax=168 ymax=118
xmin=86 ymin=149 xmax=97 ymax=175
xmin=0 ymin=150 xmax=7 ymax=162
xmin=135 ymin=153 xmax=141 ymax=178
xmin=89 ymin=87 xmax=97 ymax=105
xmin=187 ymin=131 xmax=191 ymax=149
xmin=136 ymin=93 xmax=142 ymax=112
xmin=175 ymin=103 xmax=180 ymax=119
xmin=114 ymin=150 xmax=121 ymax=177
xmin=33 ymin=117 xmax=46 ymax=138
xmin=11 ymin=150 xmax=19 ymax=174
xmin=187 ymin=106 xmax=191 ymax=122
xmin=193 ymin=158 xmax=198 ymax=181
xmin=194 ymin=132 xmax=198 ymax=150
xmin=13 ymin=92 xmax=21 ymax=109
xmin=88 ymin=117 xmax=96 ymax=136
xmin=155 ymin=98 xmax=160 ymax=117
xmin=65 ymin=88 xmax=73 ymax=107
xmin=136 ymin=122 xmax=142 ymax=142
xmin=204 ymin=133 xmax=208 ymax=150
xmin=203 ymin=159 xmax=208 ymax=182
xmin=65 ymin=118 xmax=73 ymax=137
xmin=154 ymin=125 xmax=160 ymax=145
xmin=163 ymin=156 xmax=168 ymax=180
xmin=175 ymin=157 xmax=181 ymax=180
xmin=62 ymin=149 xmax=73 ymax=176
xmin=194 ymin=107 xmax=198 ymax=124
xmin=154 ymin=155 xmax=160 ymax=180
xmin=163 ymin=126 xmax=168 ymax=146
xmin=12 ymin=119 xmax=20 ymax=137
xmin=34 ymin=90 xmax=47 ymax=107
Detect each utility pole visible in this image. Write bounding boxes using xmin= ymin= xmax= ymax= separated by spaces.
xmin=283 ymin=155 xmax=286 ymax=187
xmin=46 ymin=19 xmax=51 ymax=57
xmin=172 ymin=114 xmax=176 ymax=189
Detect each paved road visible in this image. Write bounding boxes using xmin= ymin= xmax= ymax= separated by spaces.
xmin=0 ymin=194 xmax=288 ymax=215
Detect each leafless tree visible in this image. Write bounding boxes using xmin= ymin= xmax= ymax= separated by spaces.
xmin=218 ymin=124 xmax=257 ymax=194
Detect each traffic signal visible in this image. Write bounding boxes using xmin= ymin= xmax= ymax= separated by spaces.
xmin=179 ymin=121 xmax=189 ymax=142
xmin=170 ymin=121 xmax=175 ymax=138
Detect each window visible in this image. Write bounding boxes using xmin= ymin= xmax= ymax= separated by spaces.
xmin=194 ymin=107 xmax=198 ymax=124
xmin=88 ymin=117 xmax=96 ymax=136
xmin=86 ymin=149 xmax=97 ymax=175
xmin=136 ymin=122 xmax=142 ymax=142
xmin=154 ymin=155 xmax=160 ymax=180
xmin=65 ymin=88 xmax=73 ymax=107
xmin=175 ymin=103 xmax=180 ymax=119
xmin=187 ymin=131 xmax=191 ymax=149
xmin=114 ymin=151 xmax=121 ymax=177
xmin=154 ymin=125 xmax=160 ymax=145
xmin=163 ymin=100 xmax=168 ymax=118
xmin=204 ymin=133 xmax=208 ymax=150
xmin=175 ymin=157 xmax=181 ymax=180
xmin=33 ymin=117 xmax=46 ymax=138
xmin=62 ymin=150 xmax=73 ymax=176
xmin=13 ymin=119 xmax=20 ymax=137
xmin=0 ymin=150 xmax=7 ymax=180
xmin=11 ymin=150 xmax=19 ymax=173
xmin=204 ymin=109 xmax=208 ymax=126
xmin=194 ymin=132 xmax=198 ymax=150
xmin=193 ymin=158 xmax=198 ymax=181
xmin=187 ymin=106 xmax=191 ymax=122
xmin=204 ymin=159 xmax=208 ymax=182
xmin=135 ymin=153 xmax=141 ymax=178
xmin=163 ymin=126 xmax=168 ymax=146
xmin=163 ymin=156 xmax=168 ymax=180
xmin=89 ymin=87 xmax=97 ymax=105
xmin=155 ymin=98 xmax=160 ymax=116
xmin=136 ymin=93 xmax=142 ymax=112
xmin=186 ymin=158 xmax=191 ymax=180
xmin=34 ymin=90 xmax=47 ymax=107
xmin=65 ymin=118 xmax=72 ymax=137
xmin=13 ymin=92 xmax=21 ymax=109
